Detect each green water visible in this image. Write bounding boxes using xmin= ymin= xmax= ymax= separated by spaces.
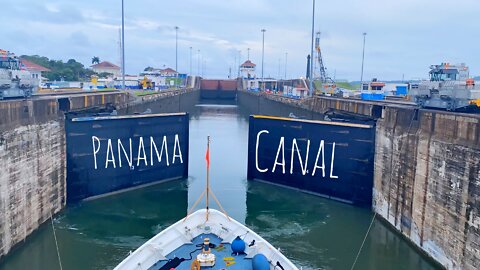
xmin=0 ymin=103 xmax=440 ymax=270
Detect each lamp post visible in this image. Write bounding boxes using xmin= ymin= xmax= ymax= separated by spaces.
xmin=175 ymin=26 xmax=179 ymax=72
xmin=309 ymin=0 xmax=315 ymax=96
xmin=121 ymin=0 xmax=125 ymax=91
xmin=189 ymin=46 xmax=192 ymax=75
xmin=284 ymin=52 xmax=288 ymax=80
xmin=261 ymin=29 xmax=266 ymax=91
xmin=247 ymin=48 xmax=250 ymax=60
xmin=197 ymin=49 xmax=201 ymax=77
xmin=237 ymin=50 xmax=241 ymax=78
xmin=174 ymin=26 xmax=179 ymax=89
xmin=360 ymin=32 xmax=367 ymax=91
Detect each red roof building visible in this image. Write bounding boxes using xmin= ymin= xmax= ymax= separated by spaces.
xmin=90 ymin=61 xmax=120 ymax=69
xmin=91 ymin=61 xmax=121 ymax=77
xmin=240 ymin=60 xmax=256 ymax=79
xmin=240 ymin=60 xmax=256 ymax=68
xmin=19 ymin=59 xmax=51 ymax=72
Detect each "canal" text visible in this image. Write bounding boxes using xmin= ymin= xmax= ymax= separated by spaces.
xmin=255 ymin=130 xmax=338 ymax=179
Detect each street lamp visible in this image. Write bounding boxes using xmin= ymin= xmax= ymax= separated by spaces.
xmin=261 ymin=29 xmax=266 ymax=91
xmin=360 ymin=32 xmax=367 ymax=91
xmin=309 ymin=0 xmax=316 ymax=96
xmin=284 ymin=52 xmax=288 ymax=80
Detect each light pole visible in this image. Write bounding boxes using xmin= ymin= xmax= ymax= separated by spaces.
xmin=174 ymin=26 xmax=179 ymax=89
xmin=247 ymin=48 xmax=250 ymax=60
xmin=309 ymin=0 xmax=316 ymax=96
xmin=175 ymin=26 xmax=179 ymax=71
xmin=189 ymin=46 xmax=192 ymax=75
xmin=360 ymin=32 xmax=367 ymax=91
xmin=261 ymin=29 xmax=266 ymax=91
xmin=121 ymin=0 xmax=125 ymax=91
xmin=284 ymin=52 xmax=288 ymax=80
xmin=278 ymin=58 xmax=281 ymax=79
xmin=237 ymin=50 xmax=241 ymax=78
xmin=197 ymin=49 xmax=201 ymax=77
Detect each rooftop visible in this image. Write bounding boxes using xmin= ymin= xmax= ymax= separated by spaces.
xmin=19 ymin=58 xmax=51 ymax=72
xmin=91 ymin=61 xmax=120 ymax=69
xmin=240 ymin=60 xmax=256 ymax=67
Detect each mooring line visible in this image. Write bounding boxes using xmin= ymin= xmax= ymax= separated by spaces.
xmin=351 ymin=109 xmax=419 ymax=270
xmin=51 ymin=210 xmax=63 ymax=270
xmin=350 ymin=211 xmax=377 ymax=270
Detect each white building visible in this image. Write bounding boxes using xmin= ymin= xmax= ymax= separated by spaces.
xmin=240 ymin=60 xmax=256 ymax=79
xmin=19 ymin=58 xmax=50 ymax=86
xmin=91 ymin=61 xmax=121 ymax=77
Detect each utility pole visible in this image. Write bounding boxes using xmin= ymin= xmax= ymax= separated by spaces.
xmin=261 ymin=29 xmax=266 ymax=91
xmin=360 ymin=32 xmax=367 ymax=90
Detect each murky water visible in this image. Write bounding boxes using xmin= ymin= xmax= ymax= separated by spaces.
xmin=0 ymin=102 xmax=440 ymax=270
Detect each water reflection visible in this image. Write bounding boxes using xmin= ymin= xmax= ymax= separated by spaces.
xmin=188 ymin=101 xmax=248 ymax=223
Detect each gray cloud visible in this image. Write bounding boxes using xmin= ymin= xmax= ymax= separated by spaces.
xmin=1 ymin=0 xmax=479 ymax=80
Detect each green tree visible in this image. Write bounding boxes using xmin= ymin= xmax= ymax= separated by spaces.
xmin=98 ymin=72 xmax=113 ymax=78
xmin=21 ymin=55 xmax=100 ymax=81
xmin=91 ymin=56 xmax=100 ymax=65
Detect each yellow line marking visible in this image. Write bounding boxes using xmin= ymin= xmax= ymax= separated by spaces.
xmin=252 ymin=115 xmax=373 ymax=129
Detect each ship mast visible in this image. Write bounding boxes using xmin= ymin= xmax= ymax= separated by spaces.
xmin=184 ymin=136 xmax=230 ymax=222
xmin=206 ymin=136 xmax=210 ymax=220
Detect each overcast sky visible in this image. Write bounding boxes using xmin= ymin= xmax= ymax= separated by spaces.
xmin=2 ymin=0 xmax=479 ymax=80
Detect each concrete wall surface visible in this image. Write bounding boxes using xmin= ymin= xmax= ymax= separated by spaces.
xmin=0 ymin=100 xmax=65 ymax=258
xmin=373 ymin=108 xmax=480 ymax=270
xmin=0 ymin=89 xmax=198 ymax=259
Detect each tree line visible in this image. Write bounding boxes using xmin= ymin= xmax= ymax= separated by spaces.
xmin=20 ymin=55 xmax=111 ymax=81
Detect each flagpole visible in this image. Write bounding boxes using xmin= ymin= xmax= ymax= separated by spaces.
xmin=206 ymin=136 xmax=210 ymax=220
xmin=184 ymin=135 xmax=231 ymax=222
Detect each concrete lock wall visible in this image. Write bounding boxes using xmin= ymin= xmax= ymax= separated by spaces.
xmin=0 ymin=90 xmax=198 ymax=259
xmin=0 ymin=99 xmax=65 ymax=258
xmin=373 ymin=107 xmax=480 ymax=270
xmin=237 ymin=90 xmax=324 ymax=120
xmin=239 ymin=89 xmax=480 ymax=269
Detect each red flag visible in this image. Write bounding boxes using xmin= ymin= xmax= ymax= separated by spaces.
xmin=205 ymin=147 xmax=210 ymax=168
